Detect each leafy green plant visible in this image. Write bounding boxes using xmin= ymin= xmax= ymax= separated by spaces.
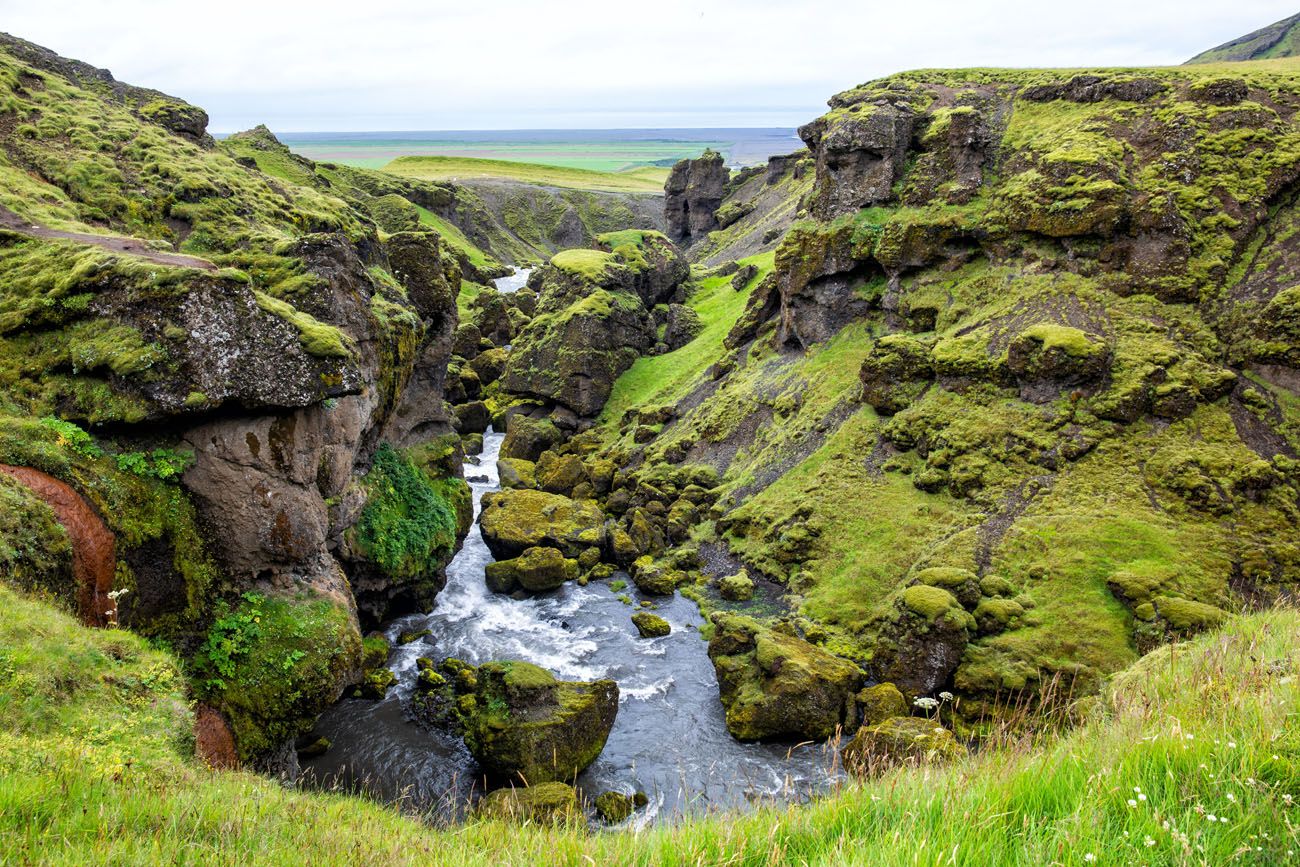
xmin=195 ymin=592 xmax=265 ymax=689
xmin=352 ymin=443 xmax=459 ymax=579
xmin=113 ymin=448 xmax=194 ymax=482
xmin=38 ymin=416 xmax=102 ymax=458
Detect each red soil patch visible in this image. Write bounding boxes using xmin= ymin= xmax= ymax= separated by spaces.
xmin=0 ymin=464 xmax=116 ymax=627
xmin=194 ymin=703 xmax=240 ymax=770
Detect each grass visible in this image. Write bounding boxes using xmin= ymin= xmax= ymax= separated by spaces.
xmin=600 ymin=252 xmax=775 ymax=422
xmin=383 ymin=156 xmax=668 ymax=194
xmin=0 ymin=583 xmax=1295 ymax=865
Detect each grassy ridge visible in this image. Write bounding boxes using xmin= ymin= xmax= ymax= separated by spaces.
xmin=384 ymin=156 xmax=669 ymax=194
xmin=1 ymin=584 xmax=1297 ymax=863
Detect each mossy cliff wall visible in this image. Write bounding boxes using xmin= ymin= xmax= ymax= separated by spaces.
xmin=0 ymin=36 xmax=470 ymax=762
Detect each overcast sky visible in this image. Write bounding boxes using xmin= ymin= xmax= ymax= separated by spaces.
xmin=1 ymin=1 xmax=1296 ymax=132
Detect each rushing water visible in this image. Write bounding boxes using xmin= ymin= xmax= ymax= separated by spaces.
xmin=302 ymin=430 xmax=841 ymax=824
xmin=492 ymin=268 xmax=532 ymax=294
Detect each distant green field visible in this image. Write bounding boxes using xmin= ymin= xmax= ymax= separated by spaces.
xmin=383 ymin=155 xmax=669 ymax=193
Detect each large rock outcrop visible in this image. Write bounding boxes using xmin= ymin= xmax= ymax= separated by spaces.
xmin=707 ymin=613 xmax=862 ymax=741
xmin=453 ymin=660 xmax=618 ymax=784
xmin=0 ymin=36 xmax=471 ymax=764
xmin=664 ymin=150 xmax=728 ymax=242
xmin=499 ymin=231 xmax=688 ymax=416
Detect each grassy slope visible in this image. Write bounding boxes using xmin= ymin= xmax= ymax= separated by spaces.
xmin=584 ymin=58 xmax=1300 ymax=707
xmin=384 ymin=156 xmax=668 ymax=194
xmin=600 ymin=252 xmax=775 ymax=423
xmin=1 ymin=583 xmax=1295 ymax=864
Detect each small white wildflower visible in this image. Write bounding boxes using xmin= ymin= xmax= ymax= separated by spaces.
xmin=1226 ymin=793 xmax=1235 ymax=802
xmin=1127 ymin=799 xmax=1138 ymax=807
xmin=1186 ymin=734 xmax=1194 ymax=740
xmin=1284 ymin=794 xmax=1293 ymax=805
xmin=1133 ymin=786 xmax=1142 ymax=793
xmin=1272 ymin=754 xmax=1280 ymax=760
xmin=1144 ymin=837 xmax=1155 ymax=848
xmin=1220 ymin=816 xmax=1228 ymax=824
xmin=1138 ymin=793 xmax=1147 ymax=801
xmin=1228 ymin=741 xmax=1237 ymax=749
xmin=1084 ymin=854 xmax=1096 ymax=863
xmin=1207 ymin=814 xmax=1218 ymax=822
xmin=938 ymin=691 xmax=954 ymax=702
xmin=913 ymin=697 xmax=939 ymax=711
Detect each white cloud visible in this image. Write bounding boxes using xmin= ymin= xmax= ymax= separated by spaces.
xmin=0 ymin=0 xmax=1294 ymax=130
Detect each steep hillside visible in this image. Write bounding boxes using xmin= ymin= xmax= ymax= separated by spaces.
xmin=1188 ymin=12 xmax=1300 ymax=63
xmin=0 ymin=35 xmax=474 ymax=764
xmin=500 ymin=59 xmax=1300 ymax=729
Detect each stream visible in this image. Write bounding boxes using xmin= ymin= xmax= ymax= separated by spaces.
xmin=304 ymin=431 xmax=841 ymax=823
xmin=302 ymin=269 xmax=839 ymax=823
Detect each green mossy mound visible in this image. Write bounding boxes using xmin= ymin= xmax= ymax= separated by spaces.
xmin=457 ymin=660 xmax=618 ymax=785
xmin=841 ymin=715 xmax=966 ymax=774
xmin=484 ymin=545 xmax=580 ymax=594
xmin=478 ymin=489 xmax=606 ymax=560
xmin=857 ymin=682 xmax=908 ymax=727
xmin=707 ymin=613 xmax=862 ymax=741
xmin=630 ymin=611 xmax=671 ymax=638
xmin=475 ymin=782 xmax=580 ymax=825
xmin=594 ymin=790 xmax=635 ymax=823
xmin=191 ymin=591 xmax=361 ymax=762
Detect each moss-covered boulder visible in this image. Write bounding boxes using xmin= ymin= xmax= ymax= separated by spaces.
xmin=631 ymin=556 xmax=679 ymax=596
xmin=857 ymin=682 xmax=908 ymax=727
xmin=841 ymin=716 xmax=966 ymax=774
xmin=594 ymin=790 xmax=635 ymax=823
xmin=485 ymin=546 xmax=579 ymax=594
xmin=475 ymin=782 xmax=580 ymax=824
xmin=915 ymin=567 xmax=981 ymax=609
xmin=496 ymin=457 xmax=537 ymax=490
xmin=500 ymin=416 xmax=562 ymax=462
xmin=459 ymin=661 xmax=618 ymax=785
xmin=707 ymin=613 xmax=862 ymax=741
xmin=478 ymin=489 xmax=606 ymax=560
xmin=869 ymin=586 xmax=975 ymax=698
xmin=631 ymin=611 xmax=671 ymax=637
xmin=718 ymin=570 xmax=754 ymax=601
xmin=535 ymin=453 xmax=590 ymax=496
xmin=860 ymin=334 xmax=934 ymax=414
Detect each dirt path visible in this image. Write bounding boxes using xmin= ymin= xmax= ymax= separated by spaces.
xmin=0 ymin=205 xmax=217 ymax=271
xmin=0 ymin=464 xmax=117 ymax=627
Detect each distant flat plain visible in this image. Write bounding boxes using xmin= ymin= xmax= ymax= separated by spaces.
xmin=276 ymin=128 xmax=801 ymax=174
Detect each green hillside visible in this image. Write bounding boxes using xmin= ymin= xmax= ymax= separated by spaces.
xmin=1188 ymin=12 xmax=1300 ymax=63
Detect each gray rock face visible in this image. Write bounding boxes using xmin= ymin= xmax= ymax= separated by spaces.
xmin=800 ymin=104 xmax=915 ymax=219
xmin=664 ymin=150 xmax=728 ymax=242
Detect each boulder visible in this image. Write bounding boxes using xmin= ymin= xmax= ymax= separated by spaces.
xmin=459 ymin=661 xmax=618 ymax=784
xmin=661 ymin=304 xmax=703 ymax=350
xmin=535 ymin=453 xmax=590 ymax=496
xmin=631 ymin=611 xmax=671 ymax=638
xmin=631 ymin=556 xmax=678 ymax=596
xmin=496 ymin=457 xmax=537 ymax=490
xmin=476 ymin=782 xmax=580 ymax=824
xmin=479 ymin=489 xmax=606 ymax=559
xmin=718 ymin=570 xmax=754 ymax=601
xmin=594 ymin=790 xmax=634 ymax=823
xmin=454 ymin=401 xmax=490 ymax=434
xmin=841 ymin=716 xmax=965 ymax=774
xmin=501 ymin=416 xmax=562 ymax=461
xmin=485 ymin=546 xmax=579 ymax=593
xmin=707 ymin=613 xmax=862 ymax=741
xmin=857 ymin=683 xmax=908 ymax=727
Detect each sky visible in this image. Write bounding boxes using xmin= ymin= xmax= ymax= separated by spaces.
xmin=1 ymin=1 xmax=1297 ymax=132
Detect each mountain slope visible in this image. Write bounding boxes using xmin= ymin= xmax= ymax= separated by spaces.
xmin=1188 ymin=12 xmax=1300 ymax=63
xmin=533 ymin=59 xmax=1300 ymax=725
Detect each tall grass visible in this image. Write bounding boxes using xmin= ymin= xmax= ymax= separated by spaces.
xmin=1 ymin=584 xmax=1296 ymax=865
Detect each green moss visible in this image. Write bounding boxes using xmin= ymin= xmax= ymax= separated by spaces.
xmin=549 ymin=248 xmax=615 ymax=280
xmin=901 ymin=584 xmax=962 ymax=621
xmin=252 ymin=291 xmax=354 ymax=359
xmin=351 ymin=444 xmax=462 ymax=581
xmin=192 ymin=591 xmax=360 ymax=760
